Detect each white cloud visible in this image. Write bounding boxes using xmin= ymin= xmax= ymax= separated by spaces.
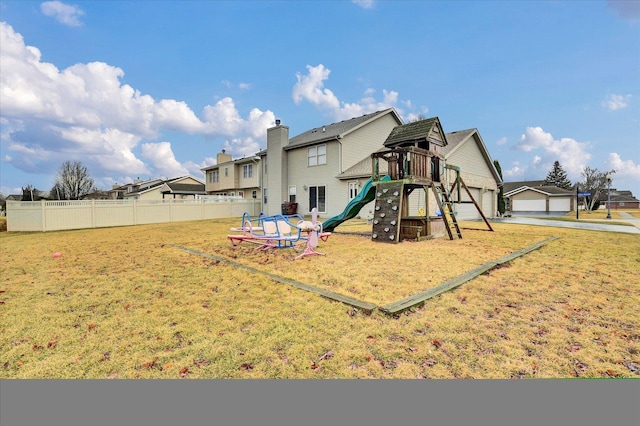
xmin=292 ymin=64 xmax=421 ymax=122
xmin=352 ymin=0 xmax=374 ymax=9
xmin=292 ymin=64 xmax=340 ymax=110
xmin=503 ymin=161 xmax=525 ymax=179
xmin=238 ymin=83 xmax=251 ymax=90
xmin=606 ymin=153 xmax=640 ymax=180
xmin=602 ymin=93 xmax=632 ymax=111
xmin=0 ymin=22 xmax=275 ymax=183
xmin=140 ymin=142 xmax=189 ymax=178
xmin=496 ymin=137 xmax=508 ymax=146
xmin=183 ymin=158 xmax=215 ymax=178
xmin=41 ymin=1 xmax=85 ymax=27
xmin=513 ymin=126 xmax=591 ymax=181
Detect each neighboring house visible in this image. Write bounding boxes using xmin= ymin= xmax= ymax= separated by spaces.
xmin=108 ymin=176 xmax=205 ymax=201
xmin=201 ymin=150 xmax=260 ymax=201
xmin=83 ymin=190 xmax=110 ymax=200
xmin=503 ymin=181 xmax=575 ymax=214
xmin=260 ymin=108 xmax=404 ymax=217
xmin=108 ymin=178 xmax=164 ymax=199
xmin=598 ymin=189 xmax=640 ymax=210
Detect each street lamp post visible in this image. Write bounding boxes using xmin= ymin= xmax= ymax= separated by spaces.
xmin=606 ymin=172 xmax=612 ymax=219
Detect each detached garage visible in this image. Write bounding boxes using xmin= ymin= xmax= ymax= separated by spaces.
xmin=504 ymin=184 xmax=575 ymax=215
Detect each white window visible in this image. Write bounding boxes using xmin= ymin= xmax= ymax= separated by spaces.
xmin=308 ymin=145 xmax=326 ymax=166
xmin=263 ymin=188 xmax=268 ymax=204
xmin=243 ymin=164 xmax=253 ymax=178
xmin=224 ymin=167 xmax=229 ymax=177
xmin=238 ymin=191 xmax=244 ymax=198
xmin=348 ymin=182 xmax=359 ymax=200
xmin=252 ymin=190 xmax=257 ymax=199
xmin=210 ymin=170 xmax=219 ymax=183
xmin=289 ymin=186 xmax=296 ymax=203
xmin=309 ymin=186 xmax=326 ymax=213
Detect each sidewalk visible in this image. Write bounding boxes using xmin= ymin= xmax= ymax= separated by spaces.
xmin=491 ymin=215 xmax=640 ymax=234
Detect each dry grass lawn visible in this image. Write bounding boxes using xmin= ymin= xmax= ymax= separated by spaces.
xmin=1 ymin=215 xmax=639 ymax=379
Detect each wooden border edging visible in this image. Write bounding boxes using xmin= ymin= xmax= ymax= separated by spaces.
xmin=379 ymin=236 xmax=559 ymax=315
xmin=174 ymin=236 xmax=557 ymax=317
xmin=172 ymin=245 xmax=378 ymax=314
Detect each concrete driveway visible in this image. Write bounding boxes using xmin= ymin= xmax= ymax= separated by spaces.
xmin=491 ymin=214 xmax=640 ymax=234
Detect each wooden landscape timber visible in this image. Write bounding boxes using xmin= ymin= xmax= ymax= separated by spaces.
xmin=174 ymin=236 xmax=558 ymax=315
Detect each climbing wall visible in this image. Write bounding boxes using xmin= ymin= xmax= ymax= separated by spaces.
xmin=371 ymin=181 xmax=404 ymax=243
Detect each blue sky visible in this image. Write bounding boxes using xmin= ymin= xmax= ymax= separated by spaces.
xmin=1 ymin=0 xmax=639 ymax=197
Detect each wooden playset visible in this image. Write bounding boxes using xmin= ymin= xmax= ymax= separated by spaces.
xmin=369 ymin=117 xmax=492 ymax=243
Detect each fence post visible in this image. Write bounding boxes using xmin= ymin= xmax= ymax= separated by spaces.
xmin=41 ymin=200 xmax=46 ymax=232
xmin=133 ymin=199 xmax=137 ymax=225
xmin=91 ymin=200 xmax=96 ymax=228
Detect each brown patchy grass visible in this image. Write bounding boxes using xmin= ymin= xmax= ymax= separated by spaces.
xmin=1 ymin=217 xmax=638 ymax=379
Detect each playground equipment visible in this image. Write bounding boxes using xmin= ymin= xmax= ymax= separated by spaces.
xmin=323 ymin=117 xmax=493 ymax=242
xmin=322 ymin=175 xmax=391 ymax=232
xmin=228 ymin=208 xmax=330 ymax=256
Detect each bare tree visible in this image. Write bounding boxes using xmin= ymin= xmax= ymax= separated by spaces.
xmin=52 ymin=161 xmax=95 ymax=200
xmin=580 ymin=167 xmax=615 ymax=212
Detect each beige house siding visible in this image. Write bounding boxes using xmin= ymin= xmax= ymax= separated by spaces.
xmin=286 ymin=141 xmax=343 ymax=216
xmin=443 ymin=134 xmax=499 ymax=219
xmin=219 ymin=164 xmax=237 ymax=191
xmin=203 ymin=158 xmax=259 ymax=198
xmin=283 ymin=112 xmax=400 ymax=217
xmin=341 ymin=113 xmax=401 ymax=171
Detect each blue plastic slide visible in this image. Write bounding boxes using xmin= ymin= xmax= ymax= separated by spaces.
xmin=322 ymin=175 xmax=391 ymax=232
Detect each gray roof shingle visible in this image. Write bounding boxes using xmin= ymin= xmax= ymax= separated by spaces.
xmin=383 ymin=116 xmax=443 ymax=147
xmin=287 ymin=108 xmax=398 ymax=149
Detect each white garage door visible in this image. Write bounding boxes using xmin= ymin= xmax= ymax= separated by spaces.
xmin=512 ymin=199 xmax=546 ymax=212
xmin=549 ymin=197 xmax=571 ymax=211
xmin=454 ymin=187 xmax=482 ymax=220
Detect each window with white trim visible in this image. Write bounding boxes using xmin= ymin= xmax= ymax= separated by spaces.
xmin=308 ymin=144 xmax=326 ymax=166
xmin=243 ymin=164 xmax=253 ymax=178
xmin=209 ymin=170 xmax=219 ymax=183
xmin=289 ymin=186 xmax=296 ymax=203
xmin=348 ymin=182 xmax=359 ymax=200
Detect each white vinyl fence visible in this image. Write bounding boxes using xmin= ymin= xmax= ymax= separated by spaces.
xmin=6 ymin=199 xmax=261 ymax=232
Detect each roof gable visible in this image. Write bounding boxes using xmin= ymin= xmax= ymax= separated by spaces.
xmin=504 ymin=185 xmax=574 ymax=197
xmin=383 ymin=116 xmax=447 ymax=148
xmin=441 ymin=128 xmax=502 ymax=184
xmin=502 ymin=180 xmax=546 ymax=194
xmin=162 ymin=182 xmax=205 ymax=193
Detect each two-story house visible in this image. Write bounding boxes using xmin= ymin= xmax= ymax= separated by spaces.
xmin=201 ymin=150 xmax=261 ymax=200
xmin=260 ymin=108 xmax=404 ymax=217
